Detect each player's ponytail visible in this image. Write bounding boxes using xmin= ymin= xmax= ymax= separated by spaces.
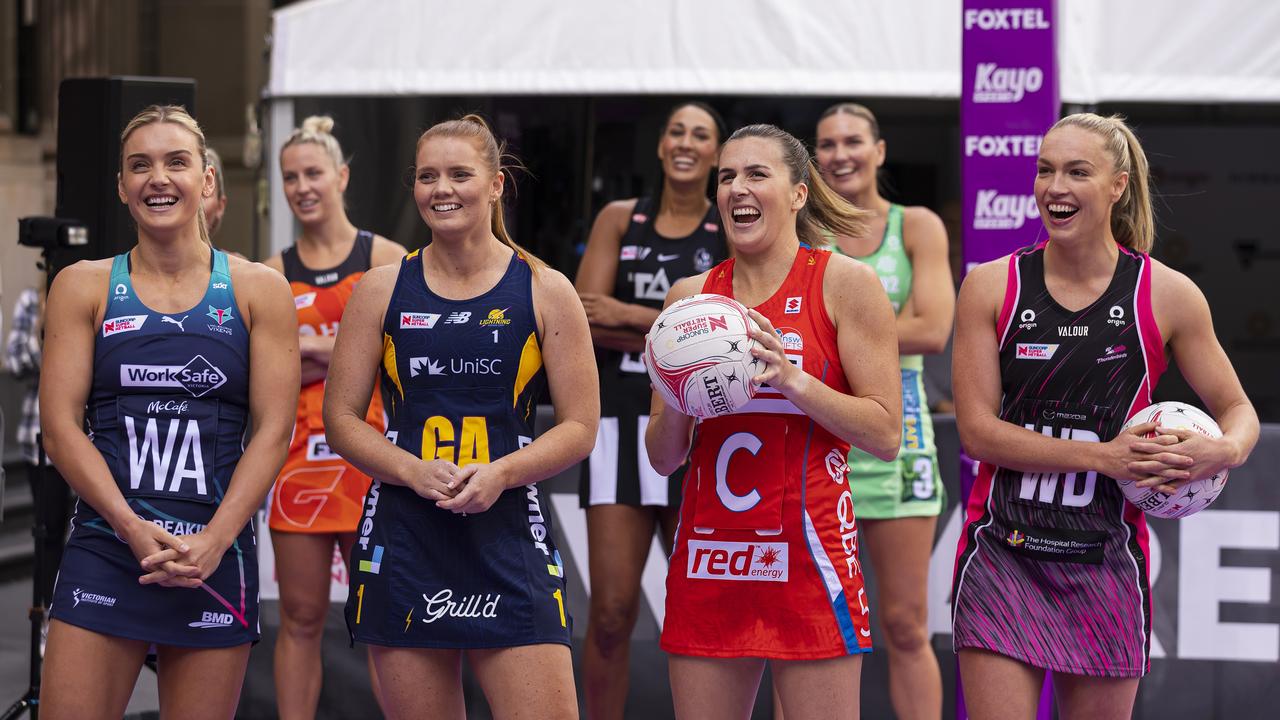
xmin=416 ymin=114 xmax=546 ymax=273
xmin=724 ymin=124 xmax=870 ymax=248
xmin=1050 ymin=113 xmax=1155 ymax=253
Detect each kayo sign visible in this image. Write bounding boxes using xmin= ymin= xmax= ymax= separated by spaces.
xmin=961 ymin=0 xmax=1059 ymax=274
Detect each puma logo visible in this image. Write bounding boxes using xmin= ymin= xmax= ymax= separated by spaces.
xmin=162 ymin=315 xmax=188 ymax=332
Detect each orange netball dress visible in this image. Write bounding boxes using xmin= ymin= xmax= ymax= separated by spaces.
xmin=661 ymin=246 xmax=873 ymax=659
xmin=269 ymin=231 xmax=384 ymax=534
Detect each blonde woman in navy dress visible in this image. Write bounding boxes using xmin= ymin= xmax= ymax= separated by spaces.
xmin=38 ymin=105 xmax=298 ymax=719
xmin=324 ymin=114 xmax=598 ymax=719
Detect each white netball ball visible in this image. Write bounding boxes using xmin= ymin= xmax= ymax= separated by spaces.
xmin=645 ymin=294 xmax=761 ymax=418
xmin=1118 ymin=401 xmax=1228 ymax=519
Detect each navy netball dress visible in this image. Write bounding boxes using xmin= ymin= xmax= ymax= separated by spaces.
xmin=345 ymin=249 xmax=570 ymax=648
xmin=50 ymin=249 xmax=258 ymax=647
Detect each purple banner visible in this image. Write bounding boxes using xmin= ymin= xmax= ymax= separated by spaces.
xmin=959 ymin=3 xmax=1059 ymax=718
xmin=961 ymin=0 xmax=1059 ymax=276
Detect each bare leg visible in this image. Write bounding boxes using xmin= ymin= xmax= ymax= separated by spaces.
xmin=772 ymin=654 xmax=863 ymax=720
xmin=1053 ymin=670 xmax=1139 ymax=720
xmin=272 ymin=529 xmax=339 ymax=720
xmin=583 ymin=504 xmax=659 ymax=720
xmin=39 ymin=620 xmax=147 ymax=720
xmin=470 ymin=643 xmax=579 ymax=719
xmin=368 ymin=646 xmax=464 ymax=720
xmin=862 ymin=516 xmax=942 ymax=720
xmin=668 ymin=654 xmax=764 ymax=720
xmin=957 ymin=648 xmax=1044 ymax=720
xmin=156 ymin=642 xmax=252 ymax=720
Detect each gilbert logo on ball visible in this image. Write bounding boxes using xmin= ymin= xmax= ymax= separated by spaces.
xmin=1118 ymin=401 xmax=1228 ymax=519
xmin=645 ymin=294 xmax=761 ymax=418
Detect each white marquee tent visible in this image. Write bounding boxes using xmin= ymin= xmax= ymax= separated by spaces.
xmin=264 ymin=0 xmax=1280 ymax=249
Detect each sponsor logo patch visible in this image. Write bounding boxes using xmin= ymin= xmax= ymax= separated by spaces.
xmin=103 ymin=315 xmax=148 ymax=337
xmin=188 ymin=611 xmax=235 ymax=629
xmin=294 ymin=292 xmax=317 ymax=309
xmin=420 ymin=589 xmax=501 ymax=624
xmin=687 ymin=540 xmax=788 ymax=582
xmin=120 ymin=355 xmax=228 ymax=397
xmin=400 ymin=312 xmax=440 ymax=329
xmin=1015 ymin=343 xmax=1058 ymax=360
xmin=72 ymin=588 xmax=117 ymax=608
xmin=359 ymin=545 xmax=384 ymax=574
xmin=784 ymin=297 xmax=802 ymax=314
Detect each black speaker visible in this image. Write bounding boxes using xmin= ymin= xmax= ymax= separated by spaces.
xmin=52 ymin=76 xmax=196 ymax=278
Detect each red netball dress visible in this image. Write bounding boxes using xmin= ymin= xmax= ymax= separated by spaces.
xmin=661 ymin=246 xmax=874 ymax=659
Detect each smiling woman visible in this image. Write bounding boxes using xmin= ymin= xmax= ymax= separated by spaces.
xmin=37 ymin=104 xmax=299 ymax=718
xmin=322 ymin=113 xmax=598 ymax=719
xmin=646 ymin=123 xmax=901 ymax=720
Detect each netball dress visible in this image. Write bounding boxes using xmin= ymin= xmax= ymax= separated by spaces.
xmin=346 ymin=250 xmax=569 ymax=648
xmin=661 ymin=246 xmax=873 ymax=659
xmin=581 ymin=197 xmax=727 ymax=507
xmin=834 ymin=204 xmax=944 ymax=518
xmin=50 ymin=249 xmax=258 ymax=647
xmin=952 ymin=241 xmax=1165 ymax=677
xmin=269 ymin=231 xmax=384 ymax=534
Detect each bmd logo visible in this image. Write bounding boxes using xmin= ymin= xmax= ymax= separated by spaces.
xmin=188 ymin=611 xmax=234 ymax=629
xmin=687 ymin=540 xmax=788 ymax=582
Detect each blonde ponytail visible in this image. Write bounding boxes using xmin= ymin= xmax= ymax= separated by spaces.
xmin=1049 ymin=113 xmax=1155 ymax=253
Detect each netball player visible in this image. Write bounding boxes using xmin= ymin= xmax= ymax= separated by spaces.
xmin=38 ymin=105 xmax=298 ymax=719
xmin=264 ymin=115 xmax=405 ymax=720
xmin=323 ymin=114 xmax=598 ymax=719
xmin=951 ymin=113 xmax=1259 ymax=719
xmin=202 ymin=147 xmax=228 ymax=238
xmin=574 ymin=101 xmax=728 ymax=718
xmin=815 ymin=102 xmax=953 ymax=720
xmin=646 ymin=124 xmax=902 ymax=720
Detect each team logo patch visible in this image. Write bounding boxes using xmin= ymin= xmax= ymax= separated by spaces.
xmin=775 ymin=327 xmax=804 ymax=351
xmin=1096 ymin=344 xmax=1128 ymax=364
xmin=687 ymin=540 xmax=788 ymax=582
xmin=783 ymin=297 xmax=802 ymax=314
xmin=1015 ymin=343 xmax=1058 ymax=360
xmin=479 ymin=308 xmax=512 ymax=327
xmin=103 ymin=315 xmax=148 ymax=337
xmin=400 ymin=312 xmax=440 ymax=329
xmin=294 ymin=292 xmax=317 ymax=309
xmin=71 ymin=588 xmax=117 ymax=608
xmin=206 ymin=305 xmax=233 ymax=326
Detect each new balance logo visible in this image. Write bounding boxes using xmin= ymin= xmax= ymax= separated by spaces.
xmin=444 ymin=312 xmax=471 ymax=325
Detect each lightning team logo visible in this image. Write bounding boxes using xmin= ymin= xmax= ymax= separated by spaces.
xmin=479 ymin=307 xmax=512 ymax=327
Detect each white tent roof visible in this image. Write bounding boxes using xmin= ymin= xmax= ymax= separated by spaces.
xmin=268 ymin=0 xmax=1280 ymax=104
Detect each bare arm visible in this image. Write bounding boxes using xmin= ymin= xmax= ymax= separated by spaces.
xmin=201 ymin=262 xmax=299 ymax=547
xmin=747 ymin=255 xmax=902 ymax=460
xmin=1132 ymin=264 xmax=1259 ymax=491
xmin=40 ymin=262 xmax=186 ymax=549
xmin=439 ymin=268 xmax=600 ymax=513
xmin=322 ymin=265 xmax=462 ymax=500
xmin=897 ymin=207 xmax=955 ymax=355
xmin=576 ymin=199 xmax=661 ymax=351
xmin=953 ymin=259 xmax=1186 ymax=481
xmin=644 ymin=275 xmax=705 ymax=475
